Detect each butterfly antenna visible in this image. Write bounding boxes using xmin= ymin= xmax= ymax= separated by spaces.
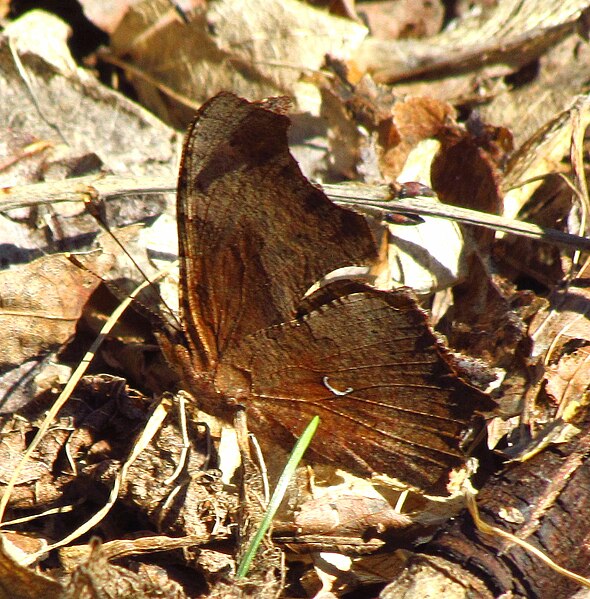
xmin=66 ymin=252 xmax=174 ymax=332
xmin=84 ymin=196 xmax=183 ymax=331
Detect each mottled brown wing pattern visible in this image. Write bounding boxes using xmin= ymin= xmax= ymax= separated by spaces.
xmin=216 ymin=286 xmax=493 ymax=491
xmin=176 ymin=92 xmax=376 ymax=371
xmin=168 ymin=92 xmax=494 ymax=493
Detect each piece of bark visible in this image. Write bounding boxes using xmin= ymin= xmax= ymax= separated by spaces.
xmin=381 ymin=422 xmax=590 ymax=598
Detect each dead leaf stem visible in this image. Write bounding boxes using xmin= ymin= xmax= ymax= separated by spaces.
xmin=2 ymin=175 xmax=589 ymax=252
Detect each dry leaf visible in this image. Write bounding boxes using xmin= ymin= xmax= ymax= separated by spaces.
xmin=0 ymin=535 xmax=62 ymax=598
xmin=0 ymin=11 xmax=179 ymax=271
xmin=358 ymin=0 xmax=444 ymax=41
xmin=1 ymin=11 xmax=178 ymax=177
xmin=61 ymin=540 xmax=188 ymax=598
xmin=109 ymin=0 xmax=367 ymax=126
xmin=78 ymin=0 xmax=139 ymax=35
xmin=479 ymin=35 xmax=590 ymax=148
xmin=382 ymin=139 xmax=469 ymax=294
xmin=526 ymin=258 xmax=590 ymax=424
xmin=503 ymin=95 xmax=590 ymax=219
xmin=381 ymin=96 xmax=456 ymax=180
xmin=353 ymin=0 xmax=590 ymax=84
xmin=0 ymin=250 xmax=113 ymax=413
xmin=545 ymin=346 xmax=590 ymax=411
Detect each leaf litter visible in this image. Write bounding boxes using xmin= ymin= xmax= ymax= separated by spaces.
xmin=1 ymin=1 xmax=590 ymax=597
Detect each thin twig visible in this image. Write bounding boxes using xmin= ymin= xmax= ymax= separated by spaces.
xmin=1 ymin=175 xmax=588 ymax=252
xmin=466 ymin=489 xmax=590 ymax=589
xmin=322 ymin=183 xmax=590 ymax=252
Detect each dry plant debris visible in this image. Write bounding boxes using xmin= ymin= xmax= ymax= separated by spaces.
xmin=1 ymin=1 xmax=590 ymax=597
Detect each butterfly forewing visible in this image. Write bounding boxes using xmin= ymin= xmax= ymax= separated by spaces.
xmin=177 ymin=92 xmax=376 ymax=370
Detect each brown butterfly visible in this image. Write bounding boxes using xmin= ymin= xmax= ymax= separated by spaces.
xmin=156 ymin=92 xmax=494 ymax=493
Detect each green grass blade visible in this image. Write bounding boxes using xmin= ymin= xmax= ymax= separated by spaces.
xmin=236 ymin=415 xmax=320 ymax=579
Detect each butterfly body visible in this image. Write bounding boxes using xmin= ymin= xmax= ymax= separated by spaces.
xmin=161 ymin=92 xmax=495 ymax=493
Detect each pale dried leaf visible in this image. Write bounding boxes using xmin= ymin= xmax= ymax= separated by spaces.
xmin=0 ymin=535 xmax=62 ymax=598
xmin=358 ymin=0 xmax=444 ymax=40
xmin=530 ymin=259 xmax=590 ymax=358
xmin=78 ymin=0 xmax=139 ymax=34
xmin=546 ymin=346 xmax=590 ymax=412
xmin=0 ymin=11 xmax=178 ymax=178
xmin=503 ymin=102 xmax=574 ymax=219
xmin=502 ymin=92 xmax=590 ymax=235
xmin=294 ymin=491 xmax=412 ymax=536
xmin=479 ymin=35 xmax=590 ymax=148
xmin=353 ymin=0 xmax=589 ymax=83
xmin=0 ymin=252 xmax=111 ymax=367
xmin=0 ymin=11 xmax=179 ymax=284
xmin=110 ymin=0 xmax=367 ymax=124
xmin=381 ymin=139 xmax=468 ymax=294
xmin=4 ymin=10 xmax=76 ymax=73
xmin=0 ymin=250 xmax=113 ymax=412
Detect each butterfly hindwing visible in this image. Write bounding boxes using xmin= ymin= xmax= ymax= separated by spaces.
xmin=216 ymin=286 xmax=493 ymax=491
